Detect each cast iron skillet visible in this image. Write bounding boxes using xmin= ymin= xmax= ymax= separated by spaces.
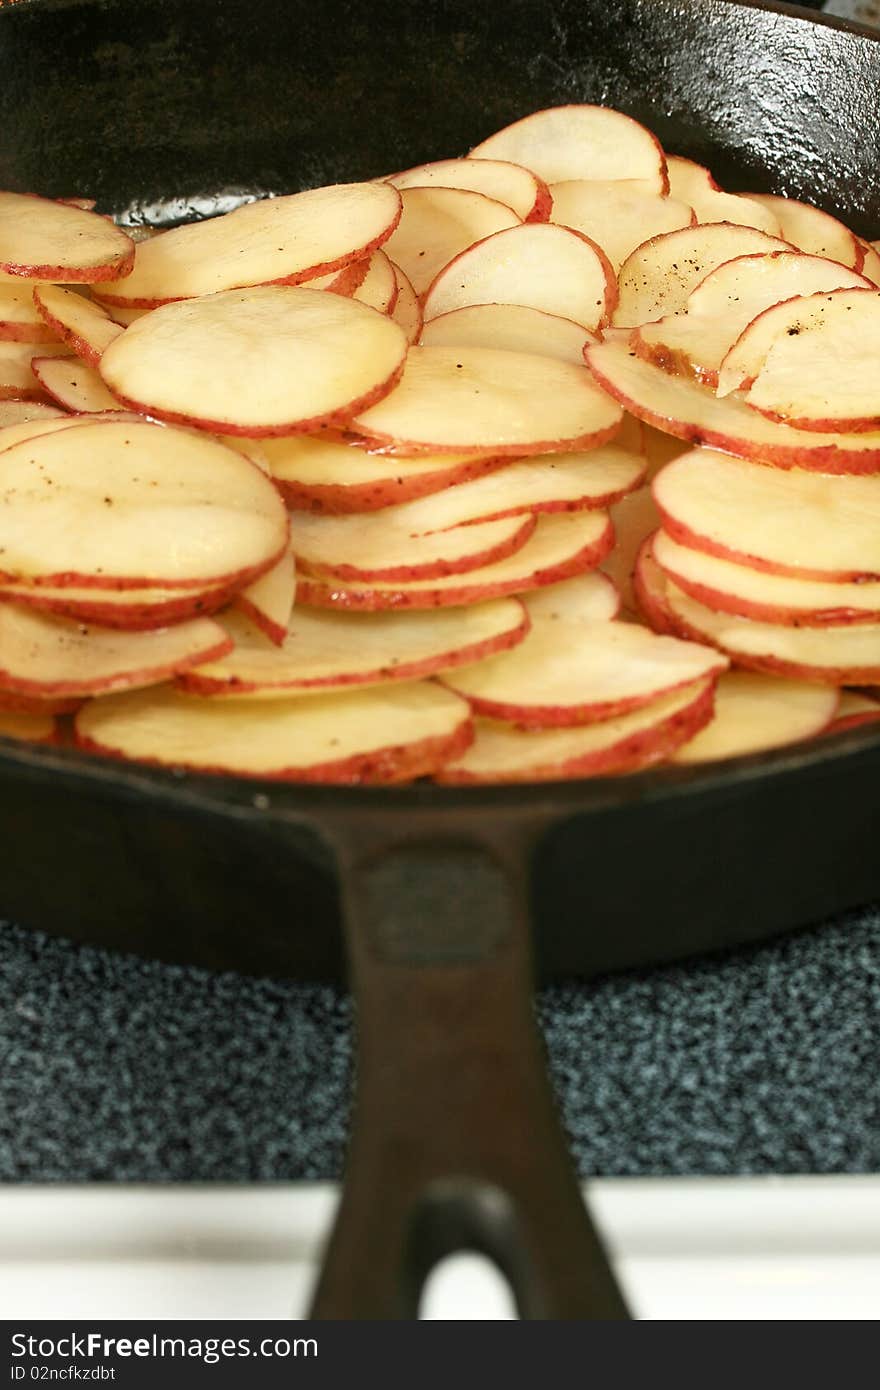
xmin=1 ymin=0 xmax=879 ymax=1320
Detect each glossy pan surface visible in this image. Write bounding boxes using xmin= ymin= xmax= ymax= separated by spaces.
xmin=0 ymin=0 xmax=878 ymax=984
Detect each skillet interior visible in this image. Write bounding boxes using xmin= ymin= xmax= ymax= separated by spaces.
xmin=0 ymin=0 xmax=878 ymax=981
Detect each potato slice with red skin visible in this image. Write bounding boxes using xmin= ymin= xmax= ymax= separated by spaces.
xmin=436 ymin=678 xmax=714 ymax=784
xmin=179 ymin=599 xmax=528 ymax=697
xmin=370 ymin=446 xmax=644 ymax=531
xmin=0 ymin=399 xmax=66 ymax=428
xmin=0 ymin=707 xmax=58 ymax=744
xmin=743 ymin=194 xmax=864 ymax=270
xmin=614 ymin=224 xmax=791 ymax=328
xmin=652 ymin=528 xmax=880 ymax=626
xmin=32 ymin=355 xmax=124 ymax=413
xmin=740 ymin=289 xmax=880 ymax=433
xmin=100 ymin=285 xmax=408 ymax=437
xmin=307 ymin=257 xmax=372 ymax=297
xmin=387 ymin=157 xmax=551 ymax=223
xmin=91 ymin=183 xmax=402 ymax=307
xmin=389 ymin=262 xmax=422 ymax=344
xmin=351 ymin=250 xmax=398 ymax=314
xmin=653 ymin=449 xmax=880 ymax=580
xmin=586 ymin=337 xmax=880 ymax=475
xmin=469 ymin=105 xmax=668 ymax=194
xmin=234 ymin=546 xmax=296 ymax=646
xmin=672 ymin=671 xmax=838 ymax=763
xmin=75 ymin=680 xmax=473 ymax=785
xmin=422 ymin=223 xmax=616 ymax=332
xmin=382 ymin=186 xmax=520 ymax=296
xmin=297 ymin=514 xmax=614 ymax=611
xmin=827 ymin=691 xmax=880 ymax=733
xmin=33 ymin=285 xmax=124 ymax=365
xmin=0 ymin=604 xmax=231 ymax=698
xmin=0 ymin=420 xmax=289 ymax=590
xmin=548 ymin=180 xmax=694 ymax=271
xmin=719 ymin=285 xmax=879 ymax=398
xmin=0 ymin=577 xmax=240 ymax=631
xmin=263 ymin=433 xmax=510 ymax=513
xmin=0 ymin=340 xmax=71 ymax=399
xmin=420 ymin=304 xmax=596 ymax=365
xmin=0 ymin=192 xmax=134 ymax=283
xmin=441 ymin=580 xmax=723 ymax=726
xmin=664 ymin=157 xmax=782 ymax=236
xmin=0 ymin=283 xmax=58 ymax=343
xmin=291 ymin=507 xmax=536 ymax=583
xmin=352 ymin=345 xmax=622 ymax=456
xmin=635 ymin=252 xmax=872 ymax=387
xmin=635 ymin=540 xmax=880 ymax=684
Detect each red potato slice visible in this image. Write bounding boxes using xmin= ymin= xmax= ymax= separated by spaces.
xmin=664 ymin=157 xmax=783 ymax=235
xmin=0 ymin=604 xmax=231 ymax=697
xmin=263 ymin=433 xmax=509 ymax=513
xmin=307 ymin=257 xmax=372 ymax=297
xmin=352 ymin=345 xmax=622 ymax=456
xmin=0 ymin=707 xmax=57 ymax=744
xmin=75 ymin=680 xmax=473 ymax=784
xmin=99 ymin=285 xmax=408 ymax=437
xmin=0 ymin=283 xmax=57 ymax=343
xmin=436 ymin=678 xmax=714 ymax=783
xmin=0 ymin=410 xmax=146 ymax=454
xmin=635 ymin=252 xmax=871 ymax=386
xmin=719 ymin=286 xmax=880 ymax=399
xmin=672 ymin=671 xmax=838 ymax=763
xmin=32 ymin=355 xmax=124 ymax=413
xmin=179 ymin=598 xmax=529 ymax=696
xmin=419 ymin=303 xmax=596 ymax=365
xmin=0 ymin=577 xmax=240 ymax=631
xmin=635 ymin=542 xmax=880 ymax=684
xmin=369 ymin=445 xmax=644 ymax=531
xmin=90 ymin=183 xmax=402 ymax=306
xmin=0 ymin=340 xmax=71 ymax=399
xmin=381 ymin=186 xmax=520 ymax=296
xmin=585 ymin=336 xmax=880 ymax=474
xmin=441 ymin=583 xmax=723 ymax=726
xmin=740 ymin=289 xmax=880 ymax=433
xmin=422 ymin=223 xmax=616 ymax=332
xmin=0 ymin=420 xmax=289 ymax=589
xmin=389 ymin=262 xmax=422 ymax=343
xmin=0 ymin=192 xmax=134 ymax=282
xmin=613 ymin=224 xmax=791 ymax=327
xmin=234 ymin=546 xmax=297 ymax=645
xmin=387 ymin=157 xmax=551 ymax=223
xmin=33 ymin=285 xmax=124 ymax=365
xmin=351 ymin=250 xmax=398 ymax=314
xmin=469 ymin=105 xmax=668 ymax=194
xmin=652 ymin=528 xmax=880 ymax=626
xmin=601 ymin=485 xmax=661 ymax=614
xmin=653 ymin=448 xmax=880 ymax=580
xmin=291 ymin=506 xmax=537 ymax=583
xmin=297 ymin=512 xmax=614 ymax=611
xmin=548 ymin=180 xmax=694 ymax=271
xmin=827 ymin=691 xmax=880 ymax=733
xmin=744 ymin=193 xmax=864 ymax=269
xmin=0 ymin=399 xmax=66 ymax=428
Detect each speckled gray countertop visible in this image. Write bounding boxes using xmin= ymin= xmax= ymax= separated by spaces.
xmin=1 ymin=902 xmax=878 ymax=1182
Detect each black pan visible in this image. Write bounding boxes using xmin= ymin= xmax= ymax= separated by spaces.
xmin=1 ymin=0 xmax=879 ymax=1320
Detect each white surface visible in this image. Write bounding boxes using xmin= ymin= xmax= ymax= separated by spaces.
xmin=1 ymin=1177 xmax=879 ymax=1320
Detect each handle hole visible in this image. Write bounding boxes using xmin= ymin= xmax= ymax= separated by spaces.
xmin=419 ymin=1252 xmax=517 ymax=1320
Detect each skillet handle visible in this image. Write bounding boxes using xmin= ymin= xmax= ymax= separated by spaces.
xmin=308 ymin=821 xmax=629 ymax=1320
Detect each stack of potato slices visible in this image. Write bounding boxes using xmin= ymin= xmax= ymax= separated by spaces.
xmin=0 ymin=106 xmax=877 ymax=782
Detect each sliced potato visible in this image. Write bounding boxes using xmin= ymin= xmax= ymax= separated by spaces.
xmin=33 ymin=285 xmax=124 ymax=364
xmin=469 ymin=105 xmax=668 ymax=193
xmin=32 ymin=355 xmax=123 ymax=413
xmin=672 ymin=671 xmax=838 ymax=763
xmin=420 ymin=303 xmax=595 ymax=365
xmin=548 ymin=179 xmax=694 ymax=271
xmin=75 ymin=680 xmax=473 ymax=784
xmin=0 ymin=192 xmax=134 ymax=282
xmin=382 ymin=185 xmax=520 ymax=295
xmin=388 ymin=157 xmax=551 ymax=222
